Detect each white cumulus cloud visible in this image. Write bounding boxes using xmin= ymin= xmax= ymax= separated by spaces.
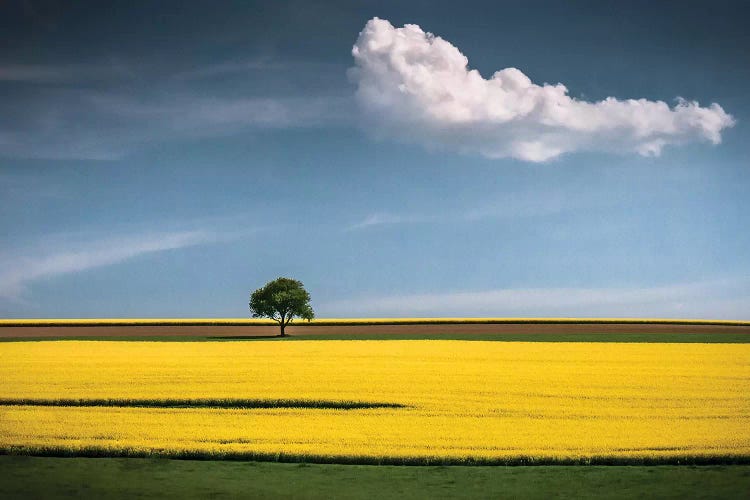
xmin=350 ymin=18 xmax=736 ymax=162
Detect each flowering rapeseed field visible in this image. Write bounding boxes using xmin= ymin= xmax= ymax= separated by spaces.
xmin=1 ymin=341 xmax=748 ymax=464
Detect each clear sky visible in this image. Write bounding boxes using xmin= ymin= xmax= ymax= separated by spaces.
xmin=1 ymin=0 xmax=749 ymax=319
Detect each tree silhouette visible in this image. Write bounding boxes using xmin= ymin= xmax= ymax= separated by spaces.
xmin=249 ymin=277 xmax=314 ymax=337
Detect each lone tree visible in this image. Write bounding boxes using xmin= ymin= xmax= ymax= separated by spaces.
xmin=249 ymin=277 xmax=314 ymax=337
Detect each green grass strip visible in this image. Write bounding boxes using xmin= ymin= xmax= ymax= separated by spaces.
xmin=2 ymin=456 xmax=750 ymax=500
xmin=1 ymin=446 xmax=749 ymax=466
xmin=0 ymin=398 xmax=406 ymax=410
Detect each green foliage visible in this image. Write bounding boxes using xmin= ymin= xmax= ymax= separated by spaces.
xmin=249 ymin=277 xmax=314 ymax=336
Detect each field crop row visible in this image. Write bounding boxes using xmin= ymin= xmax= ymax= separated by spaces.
xmin=2 ymin=317 xmax=749 ymax=327
xmin=1 ymin=340 xmax=749 ymax=464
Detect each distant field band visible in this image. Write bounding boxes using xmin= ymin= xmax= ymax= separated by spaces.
xmin=2 ymin=320 xmax=750 ymax=337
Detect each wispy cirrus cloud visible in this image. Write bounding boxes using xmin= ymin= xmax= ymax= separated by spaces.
xmin=347 ymin=188 xmax=609 ymax=230
xmin=350 ymin=18 xmax=736 ymax=162
xmin=0 ymin=90 xmax=352 ymax=160
xmin=319 ymin=279 xmax=750 ymax=319
xmin=0 ymin=62 xmax=134 ymax=84
xmin=0 ymin=229 xmax=225 ymax=300
xmin=0 ymin=59 xmax=352 ymax=160
xmin=172 ymin=58 xmax=345 ymax=81
xmin=347 ymin=212 xmax=435 ymax=230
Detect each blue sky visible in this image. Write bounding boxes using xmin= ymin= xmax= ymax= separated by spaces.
xmin=1 ymin=0 xmax=749 ymax=319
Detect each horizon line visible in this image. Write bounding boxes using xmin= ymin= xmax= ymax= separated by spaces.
xmin=2 ymin=317 xmax=749 ymax=327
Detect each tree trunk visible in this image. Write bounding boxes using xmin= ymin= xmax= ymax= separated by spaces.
xmin=279 ymin=321 xmax=286 ymax=337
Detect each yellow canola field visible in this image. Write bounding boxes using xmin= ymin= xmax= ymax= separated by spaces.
xmin=1 ymin=340 xmax=749 ymax=463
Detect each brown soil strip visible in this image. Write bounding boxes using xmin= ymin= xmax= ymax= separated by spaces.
xmin=1 ymin=323 xmax=749 ymax=337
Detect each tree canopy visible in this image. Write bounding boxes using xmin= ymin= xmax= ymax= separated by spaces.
xmin=249 ymin=277 xmax=314 ymax=336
